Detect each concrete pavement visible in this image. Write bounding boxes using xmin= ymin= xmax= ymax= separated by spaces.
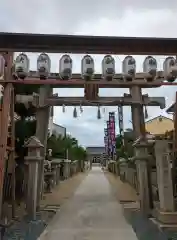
xmin=38 ymin=167 xmax=138 ymax=240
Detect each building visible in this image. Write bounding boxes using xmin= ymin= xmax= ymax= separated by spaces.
xmin=145 ymin=115 xmax=174 ymax=135
xmin=48 ymin=107 xmax=54 ymax=136
xmin=86 ymin=146 xmax=105 ymax=163
xmin=52 ymin=123 xmax=66 ymax=137
xmin=47 ymin=106 xmax=66 ymax=137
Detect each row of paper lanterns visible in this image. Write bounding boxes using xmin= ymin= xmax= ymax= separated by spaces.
xmin=0 ymin=53 xmax=176 ymax=82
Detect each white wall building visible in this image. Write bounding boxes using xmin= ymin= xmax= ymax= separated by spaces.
xmin=48 ymin=107 xmax=66 ymax=137
xmin=48 ymin=107 xmax=54 ymax=136
xmin=52 ymin=123 xmax=66 ymax=137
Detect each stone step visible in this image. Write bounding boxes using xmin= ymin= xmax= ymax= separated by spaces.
xmin=150 ymin=217 xmax=177 ymax=230
xmin=42 ymin=205 xmax=61 ymax=213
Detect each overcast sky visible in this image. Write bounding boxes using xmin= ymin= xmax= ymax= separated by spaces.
xmin=1 ymin=0 xmax=177 ymax=146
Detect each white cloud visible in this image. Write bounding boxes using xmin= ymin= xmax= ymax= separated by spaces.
xmin=1 ymin=0 xmax=177 ymax=146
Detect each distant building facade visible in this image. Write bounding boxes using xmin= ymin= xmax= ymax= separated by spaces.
xmin=48 ymin=107 xmax=66 ymax=137
xmin=145 ymin=115 xmax=173 ymax=135
xmin=86 ymin=146 xmax=105 ymax=163
xmin=52 ymin=123 xmax=66 ymax=137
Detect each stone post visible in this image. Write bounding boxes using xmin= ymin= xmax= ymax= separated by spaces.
xmin=56 ymin=164 xmax=61 ymax=184
xmin=133 ymin=138 xmax=152 ymax=214
xmin=51 ymin=164 xmax=57 ymax=187
xmin=64 ymin=160 xmax=71 ymax=179
xmin=51 ymin=159 xmax=61 ymax=185
xmin=76 ymin=160 xmax=79 ymax=173
xmin=80 ymin=160 xmax=84 ymax=172
xmin=154 ymin=140 xmax=175 ymax=211
xmin=24 ymin=136 xmax=44 ymax=220
xmin=130 ymin=86 xmax=153 ymax=214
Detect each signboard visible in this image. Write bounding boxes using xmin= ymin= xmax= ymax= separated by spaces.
xmin=107 ymin=120 xmax=112 ymax=156
xmin=104 ymin=128 xmax=108 ymax=154
xmin=118 ymin=105 xmax=124 ymax=145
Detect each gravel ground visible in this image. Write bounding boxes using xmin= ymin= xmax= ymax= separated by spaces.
xmin=2 ymin=172 xmax=87 ymax=240
xmin=104 ymin=171 xmax=138 ymax=202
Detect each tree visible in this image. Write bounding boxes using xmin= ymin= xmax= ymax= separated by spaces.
xmin=47 ymin=133 xmax=87 ymax=161
xmin=116 ymin=134 xmax=127 ymax=159
xmin=14 ymin=84 xmax=38 ymax=159
xmin=69 ymin=145 xmax=87 ymax=161
xmin=14 ymin=83 xmax=87 ymax=162
xmin=15 ymin=118 xmax=36 ymax=159
xmin=123 ymin=129 xmax=134 ymax=158
xmin=116 ymin=128 xmax=134 ymax=160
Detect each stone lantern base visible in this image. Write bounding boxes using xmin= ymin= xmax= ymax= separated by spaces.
xmin=152 ymin=208 xmax=177 ymax=225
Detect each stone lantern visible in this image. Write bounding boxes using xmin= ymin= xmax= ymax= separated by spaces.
xmin=24 ymin=136 xmax=44 ymax=220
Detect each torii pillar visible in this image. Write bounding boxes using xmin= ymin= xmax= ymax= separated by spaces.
xmin=35 ymin=85 xmax=52 ymax=209
xmin=130 ymin=86 xmax=152 ymax=214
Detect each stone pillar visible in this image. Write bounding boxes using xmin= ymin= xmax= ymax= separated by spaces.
xmin=35 ymin=86 xmax=52 ymax=208
xmin=72 ymin=160 xmax=77 ymax=175
xmin=63 ymin=160 xmax=71 ymax=179
xmin=68 ymin=161 xmax=71 ymax=177
xmin=80 ymin=160 xmax=84 ymax=172
xmin=133 ymin=139 xmax=151 ymax=214
xmin=24 ymin=136 xmax=43 ymax=220
xmin=64 ymin=160 xmax=67 ymax=179
xmin=51 ymin=160 xmax=60 ymax=185
xmin=51 ymin=164 xmax=57 ymax=187
xmin=130 ymin=87 xmax=145 ymax=139
xmin=56 ymin=164 xmax=61 ymax=184
xmin=154 ymin=140 xmax=175 ymax=211
xmin=116 ymin=162 xmax=120 ymax=176
xmin=130 ymin=86 xmax=153 ymax=214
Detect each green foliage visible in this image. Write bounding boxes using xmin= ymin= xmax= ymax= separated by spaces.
xmin=116 ymin=129 xmax=134 ymax=160
xmin=14 ymin=84 xmax=40 ymax=156
xmin=47 ymin=133 xmax=87 ymax=161
xmin=14 ymin=85 xmax=86 ymax=162
xmin=15 ymin=103 xmax=36 ymax=118
xmin=116 ymin=135 xmax=126 ymax=159
xmin=15 ymin=118 xmax=87 ymax=162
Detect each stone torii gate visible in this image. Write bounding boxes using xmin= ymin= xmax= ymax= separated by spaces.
xmin=0 ymin=33 xmax=176 ymax=219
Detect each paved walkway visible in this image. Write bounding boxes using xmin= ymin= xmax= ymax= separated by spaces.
xmin=38 ymin=167 xmax=138 ymax=240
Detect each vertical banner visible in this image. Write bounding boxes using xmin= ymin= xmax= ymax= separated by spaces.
xmin=107 ymin=120 xmax=111 ymax=156
xmin=103 ymin=127 xmax=108 ymax=166
xmin=109 ymin=112 xmax=116 ymax=157
xmin=118 ymin=105 xmax=124 ymax=145
xmin=104 ymin=128 xmax=108 ymax=154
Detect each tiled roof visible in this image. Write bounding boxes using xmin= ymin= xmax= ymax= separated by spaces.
xmin=86 ymin=146 xmax=105 ymax=154
xmin=145 ymin=115 xmax=173 ymax=124
xmin=166 ymin=103 xmax=175 ymax=114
